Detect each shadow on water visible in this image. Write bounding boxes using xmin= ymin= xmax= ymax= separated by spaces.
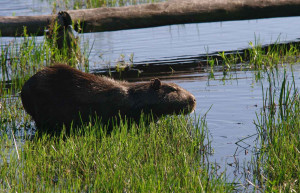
xmin=92 ymin=40 xmax=300 ymax=79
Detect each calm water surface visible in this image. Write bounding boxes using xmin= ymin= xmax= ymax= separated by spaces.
xmin=0 ymin=0 xmax=51 ymax=16
xmin=172 ymin=70 xmax=263 ymax=180
xmin=87 ymin=17 xmax=300 ymax=69
xmin=171 ymin=65 xmax=300 ymax=180
xmin=1 ymin=1 xmax=300 ymax=69
xmin=1 ymin=0 xmax=300 ymax=184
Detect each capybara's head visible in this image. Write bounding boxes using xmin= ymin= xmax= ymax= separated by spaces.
xmin=128 ymin=78 xmax=196 ymax=117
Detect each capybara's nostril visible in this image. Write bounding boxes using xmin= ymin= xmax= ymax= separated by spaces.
xmin=190 ymin=96 xmax=196 ymax=104
xmin=187 ymin=95 xmax=196 ymax=111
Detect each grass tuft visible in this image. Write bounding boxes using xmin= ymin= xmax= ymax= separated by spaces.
xmin=0 ymin=114 xmax=235 ymax=192
xmin=252 ymin=70 xmax=300 ymax=192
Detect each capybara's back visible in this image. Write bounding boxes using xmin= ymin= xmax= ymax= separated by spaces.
xmin=21 ymin=64 xmax=196 ymax=132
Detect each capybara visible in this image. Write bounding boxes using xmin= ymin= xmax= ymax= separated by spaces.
xmin=21 ymin=64 xmax=196 ymax=132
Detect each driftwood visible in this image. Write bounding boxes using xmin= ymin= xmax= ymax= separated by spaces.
xmin=1 ymin=0 xmax=300 ymax=36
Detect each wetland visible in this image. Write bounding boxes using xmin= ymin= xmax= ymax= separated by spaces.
xmin=0 ymin=0 xmax=300 ymax=192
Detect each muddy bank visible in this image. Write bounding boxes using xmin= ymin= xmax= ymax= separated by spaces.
xmin=1 ymin=0 xmax=300 ymax=36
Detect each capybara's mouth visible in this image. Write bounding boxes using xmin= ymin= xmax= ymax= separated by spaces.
xmin=174 ymin=97 xmax=196 ymax=115
xmin=184 ymin=95 xmax=196 ymax=114
xmin=189 ymin=96 xmax=196 ymax=111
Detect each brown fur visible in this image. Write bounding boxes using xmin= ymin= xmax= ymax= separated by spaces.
xmin=21 ymin=64 xmax=196 ymax=132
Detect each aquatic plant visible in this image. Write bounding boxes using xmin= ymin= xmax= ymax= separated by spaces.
xmin=215 ymin=41 xmax=300 ymax=73
xmin=250 ymin=70 xmax=300 ymax=192
xmin=1 ymin=20 xmax=300 ymax=192
xmin=0 ymin=24 xmax=89 ymax=89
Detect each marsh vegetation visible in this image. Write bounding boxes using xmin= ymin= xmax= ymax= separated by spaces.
xmin=1 ymin=1 xmax=300 ymax=191
xmin=1 ymin=27 xmax=299 ymax=191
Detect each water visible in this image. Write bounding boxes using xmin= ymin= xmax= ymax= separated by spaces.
xmin=0 ymin=0 xmax=52 ymax=16
xmin=167 ymin=70 xmax=262 ymax=180
xmin=85 ymin=16 xmax=300 ymax=70
xmin=1 ymin=0 xmax=300 ymax=186
xmin=1 ymin=1 xmax=300 ymax=69
xmin=169 ymin=65 xmax=298 ymax=181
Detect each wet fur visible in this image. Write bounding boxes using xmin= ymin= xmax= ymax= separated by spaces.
xmin=21 ymin=64 xmax=196 ymax=132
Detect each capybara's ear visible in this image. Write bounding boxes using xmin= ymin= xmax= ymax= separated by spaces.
xmin=151 ymin=78 xmax=161 ymax=90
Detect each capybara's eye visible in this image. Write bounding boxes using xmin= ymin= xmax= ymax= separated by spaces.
xmin=169 ymin=87 xmax=177 ymax=92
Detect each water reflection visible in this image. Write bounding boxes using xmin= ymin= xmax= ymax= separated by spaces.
xmin=168 ymin=65 xmax=297 ymax=181
xmin=84 ymin=16 xmax=300 ymax=69
xmin=0 ymin=0 xmax=51 ymax=16
xmin=1 ymin=1 xmax=300 ymax=72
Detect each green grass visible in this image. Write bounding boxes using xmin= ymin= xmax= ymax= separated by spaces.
xmin=0 ymin=24 xmax=90 ymax=135
xmin=0 ymin=26 xmax=236 ymax=192
xmin=250 ymin=71 xmax=300 ymax=192
xmin=208 ymin=40 xmax=300 ymax=76
xmin=0 ymin=25 xmax=89 ymax=91
xmin=0 ymin=115 xmax=236 ymax=192
xmin=1 ymin=25 xmax=300 ymax=191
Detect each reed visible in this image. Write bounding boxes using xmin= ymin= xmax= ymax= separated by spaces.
xmin=250 ymin=70 xmax=300 ymax=192
xmin=215 ymin=41 xmax=300 ymax=73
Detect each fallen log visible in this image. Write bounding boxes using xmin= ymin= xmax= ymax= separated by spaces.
xmin=1 ymin=0 xmax=300 ymax=37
